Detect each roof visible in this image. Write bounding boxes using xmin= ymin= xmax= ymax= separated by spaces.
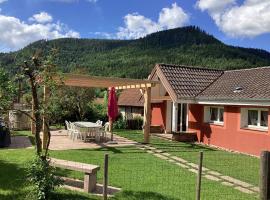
xmin=197 ymin=66 xmax=270 ymax=101
xmin=155 ymin=64 xmax=224 ymax=100
xmin=118 ymin=89 xmax=144 ymax=107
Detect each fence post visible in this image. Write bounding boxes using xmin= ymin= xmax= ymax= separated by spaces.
xmin=260 ymin=151 xmax=270 ymax=200
xmin=196 ymin=151 xmax=203 ymax=200
xmin=103 ymin=154 xmax=109 ymax=200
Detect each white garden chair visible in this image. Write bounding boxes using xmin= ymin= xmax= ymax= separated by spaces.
xmin=70 ymin=123 xmax=83 ymax=141
xmin=65 ymin=121 xmax=72 ymax=137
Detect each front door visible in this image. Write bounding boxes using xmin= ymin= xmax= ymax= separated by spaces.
xmin=177 ymin=103 xmax=188 ymax=132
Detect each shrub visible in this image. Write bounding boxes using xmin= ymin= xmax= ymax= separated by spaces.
xmin=113 ymin=115 xmax=127 ymax=129
xmin=27 ymin=156 xmax=63 ymax=200
xmin=127 ymin=116 xmax=143 ymax=130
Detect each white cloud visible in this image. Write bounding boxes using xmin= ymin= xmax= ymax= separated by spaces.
xmin=159 ymin=3 xmax=189 ymax=29
xmin=0 ymin=13 xmax=80 ymax=52
xmin=29 ymin=12 xmax=53 ymax=23
xmin=196 ymin=0 xmax=270 ymax=37
xmin=117 ymin=3 xmax=189 ymax=39
xmin=0 ymin=0 xmax=7 ymax=4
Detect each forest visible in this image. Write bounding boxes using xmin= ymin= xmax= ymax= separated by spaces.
xmin=0 ymin=26 xmax=270 ymax=79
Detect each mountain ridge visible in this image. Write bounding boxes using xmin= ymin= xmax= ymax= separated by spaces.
xmin=0 ymin=26 xmax=270 ymax=78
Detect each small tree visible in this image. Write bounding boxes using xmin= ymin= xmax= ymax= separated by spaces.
xmin=20 ymin=51 xmax=63 ymax=200
xmin=0 ymin=68 xmax=17 ymax=114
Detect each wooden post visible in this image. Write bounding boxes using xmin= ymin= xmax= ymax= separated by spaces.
xmin=143 ymin=87 xmax=151 ymax=144
xmin=260 ymin=151 xmax=270 ymax=200
xmin=42 ymin=86 xmax=49 ymax=149
xmin=109 ymin=120 xmax=113 ymax=141
xmin=103 ymin=154 xmax=109 ymax=200
xmin=196 ymin=151 xmax=203 ymax=200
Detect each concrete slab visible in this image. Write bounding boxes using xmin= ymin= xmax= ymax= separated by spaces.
xmin=221 ymin=181 xmax=234 ymax=187
xmin=234 ymin=186 xmax=254 ymax=194
xmin=204 ymin=175 xmax=220 ymax=182
xmin=221 ymin=176 xmax=252 ymax=188
xmin=171 ymin=156 xmax=188 ymax=163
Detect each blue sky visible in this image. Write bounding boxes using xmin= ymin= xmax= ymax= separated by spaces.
xmin=0 ymin=0 xmax=269 ymax=52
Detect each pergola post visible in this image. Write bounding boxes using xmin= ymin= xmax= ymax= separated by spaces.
xmin=42 ymin=85 xmax=49 ymax=150
xmin=143 ymin=87 xmax=151 ymax=144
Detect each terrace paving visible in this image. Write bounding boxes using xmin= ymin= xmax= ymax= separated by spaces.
xmin=47 ymin=130 xmax=138 ymax=150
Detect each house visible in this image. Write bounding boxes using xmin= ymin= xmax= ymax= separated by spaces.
xmin=146 ymin=64 xmax=270 ymax=156
xmin=118 ymin=89 xmax=144 ymax=120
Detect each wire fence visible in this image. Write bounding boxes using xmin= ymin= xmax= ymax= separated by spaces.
xmin=54 ymin=150 xmax=261 ymax=200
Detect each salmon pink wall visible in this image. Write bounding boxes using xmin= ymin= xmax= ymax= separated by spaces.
xmin=151 ymin=102 xmax=166 ymax=130
xmin=188 ymin=104 xmax=270 ymax=156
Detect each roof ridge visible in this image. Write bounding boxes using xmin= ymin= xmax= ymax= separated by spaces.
xmin=157 ymin=63 xmax=224 ymax=72
xmin=195 ymin=70 xmax=225 ymax=97
xmin=225 ymin=66 xmax=270 ymax=73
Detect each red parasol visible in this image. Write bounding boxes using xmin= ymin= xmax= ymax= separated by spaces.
xmin=107 ymin=87 xmax=118 ymax=142
xmin=107 ymin=87 xmax=118 ymax=121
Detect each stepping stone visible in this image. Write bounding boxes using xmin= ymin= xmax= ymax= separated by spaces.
xmin=221 ymin=176 xmax=252 ymax=188
xmin=234 ymin=186 xmax=254 ymax=194
xmin=153 ymin=154 xmax=168 ymax=160
xmin=187 ymin=163 xmax=198 ymax=168
xmin=250 ymin=186 xmax=259 ymax=192
xmin=154 ymin=150 xmax=163 ymax=153
xmin=162 ymin=153 xmax=171 ymax=156
xmin=171 ymin=156 xmax=188 ymax=163
xmin=188 ymin=168 xmax=198 ymax=174
xmin=137 ymin=147 xmax=145 ymax=150
xmin=168 ymin=159 xmax=176 ymax=163
xmin=208 ymin=171 xmax=221 ymax=176
xmin=221 ymin=181 xmax=234 ymax=187
xmin=204 ymin=175 xmax=220 ymax=182
xmin=175 ymin=163 xmax=189 ymax=168
xmin=146 ymin=146 xmax=156 ymax=150
xmin=146 ymin=150 xmax=154 ymax=154
xmin=202 ymin=167 xmax=209 ymax=172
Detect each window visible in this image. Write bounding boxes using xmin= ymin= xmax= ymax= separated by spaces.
xmin=241 ymin=108 xmax=268 ymax=130
xmin=204 ymin=106 xmax=224 ymax=124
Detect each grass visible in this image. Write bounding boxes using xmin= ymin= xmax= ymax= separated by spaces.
xmin=115 ymin=130 xmax=260 ymax=186
xmin=0 ymin=130 xmax=259 ymax=199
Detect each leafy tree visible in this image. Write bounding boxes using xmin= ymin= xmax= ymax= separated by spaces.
xmin=0 ymin=68 xmax=17 ymax=113
xmin=49 ymin=86 xmax=95 ymax=123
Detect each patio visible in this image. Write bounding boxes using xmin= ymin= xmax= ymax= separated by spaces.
xmin=46 ymin=130 xmax=138 ymax=150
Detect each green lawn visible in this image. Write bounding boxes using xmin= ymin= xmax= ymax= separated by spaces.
xmin=0 ymin=130 xmax=259 ymax=200
xmin=115 ymin=130 xmax=260 ymax=186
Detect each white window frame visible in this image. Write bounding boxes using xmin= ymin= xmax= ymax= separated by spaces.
xmin=204 ymin=106 xmax=224 ymax=125
xmin=241 ymin=108 xmax=268 ymax=131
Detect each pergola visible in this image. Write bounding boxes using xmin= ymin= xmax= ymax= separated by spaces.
xmin=42 ymin=74 xmax=159 ymax=148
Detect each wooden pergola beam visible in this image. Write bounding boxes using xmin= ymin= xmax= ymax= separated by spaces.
xmin=56 ymin=74 xmax=158 ymax=89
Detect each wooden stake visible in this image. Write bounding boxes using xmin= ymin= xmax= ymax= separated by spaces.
xmin=196 ymin=151 xmax=203 ymax=200
xmin=103 ymin=154 xmax=109 ymax=200
xmin=260 ymin=151 xmax=270 ymax=200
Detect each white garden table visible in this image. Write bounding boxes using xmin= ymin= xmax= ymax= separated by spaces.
xmin=74 ymin=122 xmax=102 ymax=142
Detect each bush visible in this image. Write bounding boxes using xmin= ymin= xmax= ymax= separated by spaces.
xmin=27 ymin=156 xmax=63 ymax=200
xmin=127 ymin=116 xmax=143 ymax=130
xmin=113 ymin=115 xmax=127 ymax=129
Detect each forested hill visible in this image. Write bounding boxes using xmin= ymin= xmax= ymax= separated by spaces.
xmin=1 ymin=26 xmax=270 ymax=78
